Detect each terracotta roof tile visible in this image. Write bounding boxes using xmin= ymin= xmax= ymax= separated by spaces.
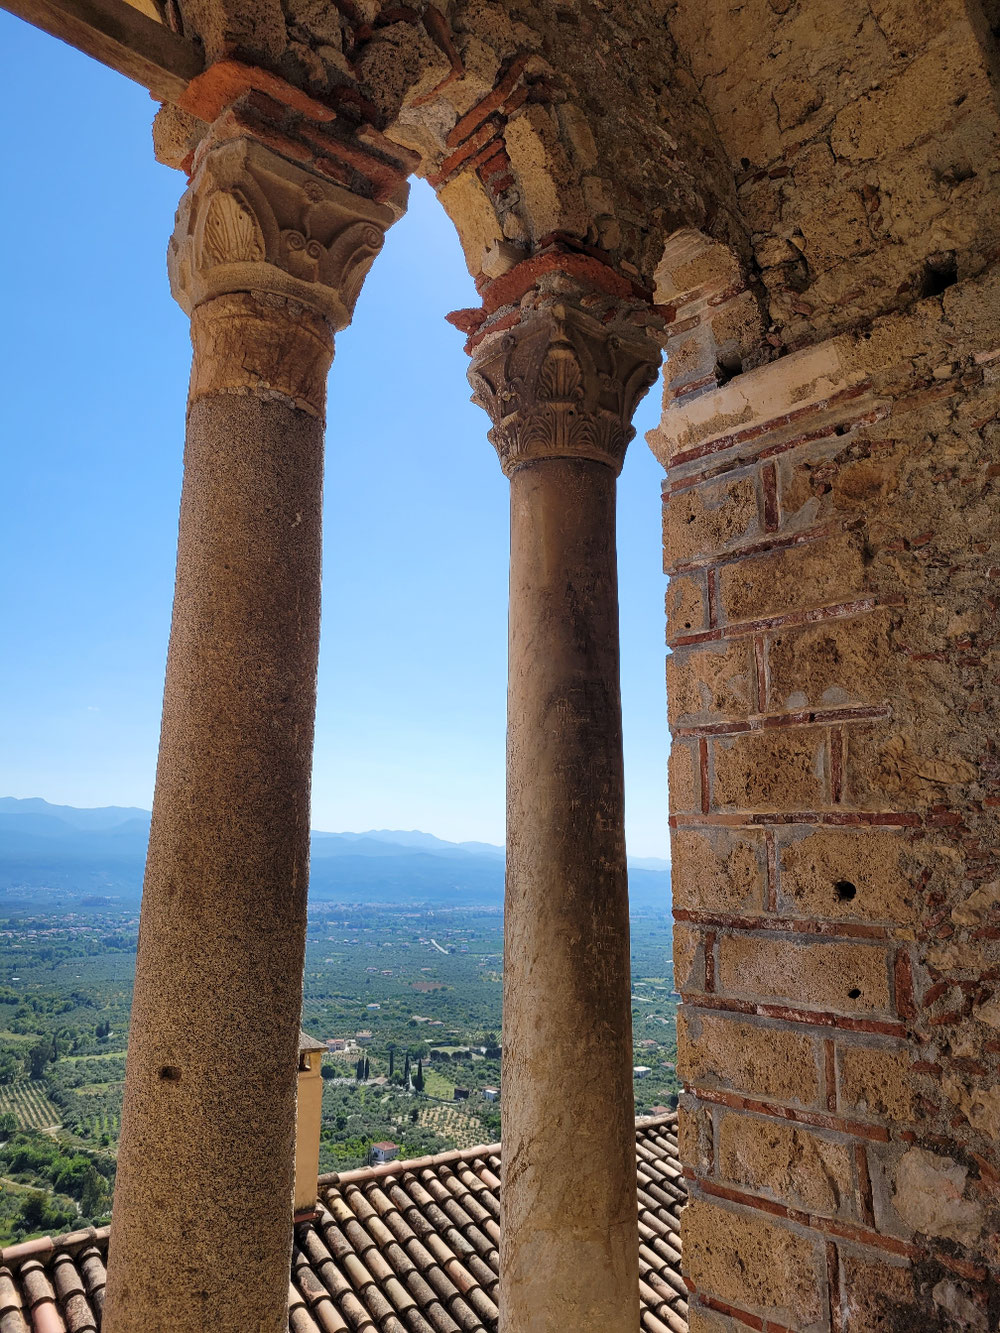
xmin=0 ymin=1115 xmax=685 ymax=1332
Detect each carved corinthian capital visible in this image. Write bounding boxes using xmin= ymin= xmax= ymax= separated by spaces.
xmin=468 ymin=300 xmax=662 ymax=477
xmin=168 ymin=137 xmax=405 ymax=331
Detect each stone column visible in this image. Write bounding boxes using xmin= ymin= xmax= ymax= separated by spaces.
xmin=104 ymin=137 xmax=403 ymax=1333
xmin=469 ymin=295 xmax=660 ymax=1333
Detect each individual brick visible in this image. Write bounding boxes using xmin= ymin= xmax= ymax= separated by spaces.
xmin=683 ymin=1197 xmax=827 ymax=1328
xmin=837 ymin=1043 xmax=914 ymax=1123
xmin=712 ymin=728 xmax=827 ymax=812
xmin=666 ymin=570 xmax=709 ymax=638
xmin=718 ymin=531 xmax=868 ymax=624
xmin=669 ymin=737 xmax=703 ymax=814
xmin=663 ymin=473 xmax=761 ymax=568
xmin=765 ymin=611 xmax=893 ymax=712
xmin=716 ymin=935 xmax=891 ymax=1014
xmin=671 ymin=827 xmax=767 ymax=914
xmin=678 ymin=1009 xmax=822 ymax=1106
xmin=668 ymin=638 xmax=756 ymax=727
xmin=776 ymin=827 xmax=915 ymax=924
xmin=717 ymin=1110 xmax=855 ymax=1217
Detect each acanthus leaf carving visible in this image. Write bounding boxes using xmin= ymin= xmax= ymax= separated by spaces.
xmin=468 ymin=299 xmax=661 ymax=476
xmin=169 ymin=138 xmax=405 ymax=331
xmin=201 ymin=190 xmax=265 ymax=267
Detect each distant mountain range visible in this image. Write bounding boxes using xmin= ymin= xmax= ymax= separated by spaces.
xmin=0 ymin=798 xmax=670 ymax=912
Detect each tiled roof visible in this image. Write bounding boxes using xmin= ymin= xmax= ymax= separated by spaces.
xmin=0 ymin=1114 xmax=686 ymax=1333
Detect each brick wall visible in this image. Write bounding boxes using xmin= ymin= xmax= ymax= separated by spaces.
xmin=651 ymin=269 xmax=1000 ymax=1332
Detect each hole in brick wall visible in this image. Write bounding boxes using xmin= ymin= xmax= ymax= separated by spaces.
xmin=714 ymin=351 xmax=743 ymax=387
xmin=835 ymin=880 xmax=857 ymax=901
xmin=847 ymin=988 xmax=861 ymax=999
xmin=158 ymin=1065 xmax=182 ymax=1082
xmin=920 ymin=252 xmax=958 ymax=298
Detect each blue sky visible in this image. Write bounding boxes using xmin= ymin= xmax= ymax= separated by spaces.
xmin=0 ymin=13 xmax=670 ymax=856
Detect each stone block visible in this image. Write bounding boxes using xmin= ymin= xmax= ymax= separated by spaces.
xmin=840 ymin=1250 xmax=922 ymax=1333
xmin=718 ymin=532 xmax=868 ymax=625
xmin=687 ymin=1308 xmax=735 ymax=1333
xmin=671 ymin=827 xmax=767 ymax=914
xmin=842 ymin=723 xmax=978 ymax=811
xmin=678 ymin=1009 xmax=822 ymax=1106
xmin=666 ymin=571 xmax=709 ymax=638
xmin=678 ymin=1093 xmax=713 ymax=1173
xmin=712 ymin=728 xmax=827 ymax=812
xmin=776 ymin=827 xmax=914 ymax=924
xmin=669 ymin=738 xmax=702 ymax=814
xmin=837 ymin=1042 xmax=913 ymax=1122
xmin=663 ymin=473 xmax=761 ymax=568
xmin=674 ymin=921 xmax=705 ymax=992
xmin=766 ymin=612 xmax=893 ymax=712
xmin=717 ymin=935 xmax=891 ymax=1014
xmin=891 ymin=1147 xmax=983 ymax=1247
xmin=683 ymin=1197 xmax=826 ymax=1328
xmin=717 ymin=1110 xmax=855 ymax=1216
xmin=668 ymin=638 xmax=756 ymax=727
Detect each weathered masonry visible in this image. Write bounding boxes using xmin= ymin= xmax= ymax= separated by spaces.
xmin=0 ymin=0 xmax=997 ymax=1330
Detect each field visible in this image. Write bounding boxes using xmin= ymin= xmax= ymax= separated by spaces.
xmin=417 ymin=1103 xmax=488 ymax=1148
xmin=0 ymin=898 xmax=677 ymax=1238
xmin=0 ymin=1081 xmax=60 ymax=1132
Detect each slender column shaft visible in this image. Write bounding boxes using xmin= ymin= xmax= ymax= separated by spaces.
xmin=468 ymin=293 xmax=661 ymax=1333
xmin=104 ymin=134 xmax=404 ymax=1333
xmin=104 ymin=293 xmax=331 ymax=1333
xmin=502 ymin=455 xmax=638 ymax=1332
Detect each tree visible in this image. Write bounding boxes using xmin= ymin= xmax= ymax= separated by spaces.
xmin=409 ymin=1108 xmax=419 ymax=1124
xmin=363 ymin=1057 xmax=370 ymax=1081
xmin=320 ymin=1064 xmax=335 ymax=1081
xmin=355 ymin=1057 xmax=365 ymax=1082
xmin=28 ymin=1039 xmax=52 ymax=1080
xmin=414 ymin=1059 xmax=424 ymax=1093
xmin=387 ymin=1043 xmax=396 ymax=1079
xmin=403 ymin=1053 xmax=411 ymax=1087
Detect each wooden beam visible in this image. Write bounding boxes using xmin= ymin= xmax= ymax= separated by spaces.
xmin=1 ymin=0 xmax=203 ymax=100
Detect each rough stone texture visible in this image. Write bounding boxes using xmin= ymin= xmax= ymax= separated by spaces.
xmin=717 ymin=1111 xmax=855 ymax=1217
xmin=678 ymin=1010 xmax=822 ymax=1107
xmin=683 ymin=1198 xmax=827 ymax=1330
xmin=662 ymin=263 xmax=1000 ymax=1330
xmin=776 ymin=827 xmax=916 ymax=924
xmin=667 ymin=0 xmax=1000 ymax=354
xmin=670 ymin=827 xmax=766 ymax=914
xmin=837 ymin=1044 xmax=914 ymax=1124
xmin=717 ymin=936 xmax=892 ymax=1015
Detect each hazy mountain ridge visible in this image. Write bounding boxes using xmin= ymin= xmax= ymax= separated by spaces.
xmin=0 ymin=798 xmax=671 ymax=911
